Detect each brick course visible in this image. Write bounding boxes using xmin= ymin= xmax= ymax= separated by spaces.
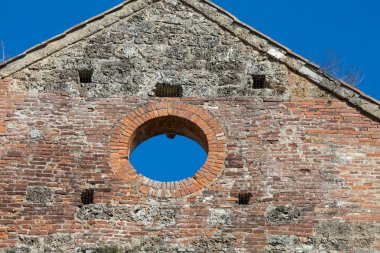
xmin=0 ymin=87 xmax=379 ymax=251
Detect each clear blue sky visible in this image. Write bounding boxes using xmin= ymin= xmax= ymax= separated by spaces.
xmin=2 ymin=0 xmax=380 ymax=182
xmin=130 ymin=135 xmax=207 ymax=182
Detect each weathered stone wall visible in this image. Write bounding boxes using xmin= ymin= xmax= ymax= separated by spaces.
xmin=8 ymin=0 xmax=327 ymax=99
xmin=1 ymin=0 xmax=380 ymax=252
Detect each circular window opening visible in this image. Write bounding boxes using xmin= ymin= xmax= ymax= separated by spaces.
xmin=110 ymin=102 xmax=226 ymax=197
xmin=130 ymin=134 xmax=207 ymax=182
xmin=128 ymin=116 xmax=209 ymax=182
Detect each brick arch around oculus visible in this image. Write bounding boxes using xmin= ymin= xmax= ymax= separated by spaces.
xmin=109 ymin=101 xmax=226 ymax=198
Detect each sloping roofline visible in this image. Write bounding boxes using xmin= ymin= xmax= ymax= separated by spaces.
xmin=1 ymin=0 xmax=379 ymax=119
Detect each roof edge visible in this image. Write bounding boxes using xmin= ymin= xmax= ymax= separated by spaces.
xmin=0 ymin=0 xmax=136 ymax=70
xmin=0 ymin=0 xmax=379 ymax=119
xmin=181 ymin=0 xmax=380 ymax=116
xmin=199 ymin=0 xmax=319 ymax=69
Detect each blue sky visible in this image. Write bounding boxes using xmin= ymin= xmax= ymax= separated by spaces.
xmin=130 ymin=135 xmax=207 ymax=182
xmin=1 ymin=0 xmax=379 ymax=181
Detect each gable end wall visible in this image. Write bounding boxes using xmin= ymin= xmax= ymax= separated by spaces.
xmin=0 ymin=0 xmax=380 ymax=252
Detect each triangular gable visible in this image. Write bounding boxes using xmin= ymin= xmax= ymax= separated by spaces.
xmin=0 ymin=0 xmax=379 ymax=119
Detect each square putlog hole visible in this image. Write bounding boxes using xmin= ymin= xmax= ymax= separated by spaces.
xmin=79 ymin=69 xmax=93 ymax=83
xmin=252 ymin=75 xmax=266 ymax=89
xmin=238 ymin=192 xmax=252 ymax=205
xmin=81 ymin=189 xmax=94 ymax=205
xmin=155 ymin=83 xmax=183 ymax=97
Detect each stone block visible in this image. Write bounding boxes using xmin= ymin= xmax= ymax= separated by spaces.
xmin=265 ymin=205 xmax=301 ymax=225
xmin=26 ymin=187 xmax=53 ymax=203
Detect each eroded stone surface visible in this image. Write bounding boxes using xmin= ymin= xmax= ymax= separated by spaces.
xmin=265 ymin=234 xmax=302 ymax=253
xmin=25 ymin=187 xmax=53 ymax=203
xmin=9 ymin=1 xmax=291 ymax=98
xmin=76 ymin=205 xmax=177 ymax=226
xmin=29 ymin=129 xmax=43 ymax=140
xmin=311 ymin=223 xmax=379 ymax=251
xmin=265 ymin=205 xmax=302 ymax=225
xmin=208 ymin=208 xmax=233 ymax=226
xmin=189 ymin=236 xmax=237 ymax=252
xmin=4 ymin=235 xmax=73 ymax=253
xmin=81 ymin=235 xmax=236 ymax=253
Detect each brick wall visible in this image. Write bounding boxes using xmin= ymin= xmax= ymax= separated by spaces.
xmin=0 ymin=87 xmax=379 ymax=252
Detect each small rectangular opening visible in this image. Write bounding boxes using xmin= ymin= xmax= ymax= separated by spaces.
xmin=155 ymin=83 xmax=183 ymax=97
xmin=252 ymin=75 xmax=266 ymax=89
xmin=79 ymin=69 xmax=93 ymax=83
xmin=81 ymin=189 xmax=94 ymax=205
xmin=238 ymin=192 xmax=252 ymax=205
